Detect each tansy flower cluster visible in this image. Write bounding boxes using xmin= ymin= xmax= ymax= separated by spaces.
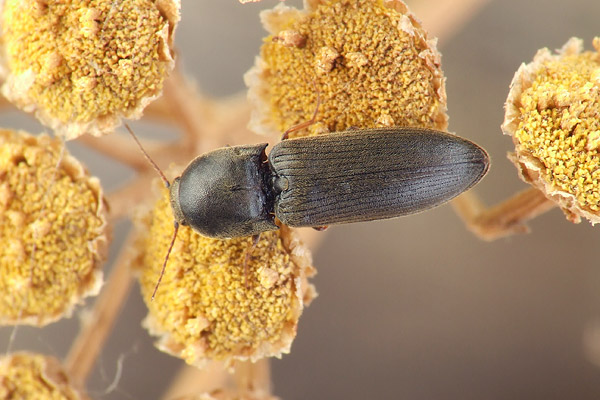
xmin=503 ymin=37 xmax=600 ymax=224
xmin=246 ymin=0 xmax=448 ymax=138
xmin=135 ymin=184 xmax=316 ymax=367
xmin=0 ymin=129 xmax=107 ymax=326
xmin=0 ymin=0 xmax=179 ymax=139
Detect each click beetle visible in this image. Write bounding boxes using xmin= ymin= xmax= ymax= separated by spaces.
xmin=127 ymin=126 xmax=489 ymax=296
xmin=172 ymin=127 xmax=489 ymax=237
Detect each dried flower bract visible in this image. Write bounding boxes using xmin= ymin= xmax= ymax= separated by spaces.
xmin=503 ymin=37 xmax=600 ymax=224
xmin=0 ymin=129 xmax=108 ymax=326
xmin=134 ymin=184 xmax=316 ymax=367
xmin=0 ymin=0 xmax=180 ymax=139
xmin=0 ymin=352 xmax=89 ymax=399
xmin=245 ymin=0 xmax=447 ymax=138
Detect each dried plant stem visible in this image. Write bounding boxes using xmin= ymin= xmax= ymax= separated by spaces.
xmin=452 ymin=187 xmax=556 ymax=240
xmin=160 ymin=360 xmax=272 ymax=399
xmin=0 ymin=94 xmax=11 ymax=111
xmin=64 ymin=232 xmax=137 ymax=387
xmin=146 ymin=68 xmax=276 ymax=147
xmin=160 ymin=363 xmax=230 ymax=400
xmin=77 ymin=132 xmax=164 ymax=171
xmin=150 ymin=68 xmax=211 ymax=144
xmin=412 ymin=0 xmax=490 ymax=43
xmin=148 ymin=86 xmax=263 ymax=153
xmin=205 ymin=95 xmax=265 ymax=146
xmin=79 ymin=73 xmax=260 ymax=180
xmin=106 ymin=175 xmax=154 ymax=222
xmin=233 ymin=359 xmax=272 ymax=395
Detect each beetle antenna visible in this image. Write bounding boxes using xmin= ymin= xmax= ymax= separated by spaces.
xmin=124 ymin=124 xmax=180 ymax=301
xmin=281 ymin=82 xmax=321 ymax=140
xmin=151 ymin=221 xmax=179 ymax=300
xmin=124 ymin=123 xmax=171 ymax=189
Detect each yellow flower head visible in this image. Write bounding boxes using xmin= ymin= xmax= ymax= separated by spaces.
xmin=245 ymin=0 xmax=447 ymax=138
xmin=0 ymin=352 xmax=89 ymax=400
xmin=503 ymin=37 xmax=600 ymax=224
xmin=134 ymin=185 xmax=316 ymax=367
xmin=0 ymin=0 xmax=180 ymax=140
xmin=0 ymin=129 xmax=108 ymax=326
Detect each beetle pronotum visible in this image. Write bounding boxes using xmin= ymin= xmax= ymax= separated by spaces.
xmin=127 ymin=125 xmax=489 ymax=298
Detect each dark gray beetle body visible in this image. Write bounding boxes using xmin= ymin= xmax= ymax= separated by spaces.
xmin=169 ymin=128 xmax=489 ymax=239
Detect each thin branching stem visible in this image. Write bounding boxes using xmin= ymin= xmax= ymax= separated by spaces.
xmin=105 ymin=174 xmax=155 ymax=222
xmin=160 ymin=68 xmax=211 ymax=143
xmin=76 ymin=132 xmax=161 ymax=171
xmin=412 ymin=0 xmax=491 ymax=43
xmin=452 ymin=187 xmax=557 ymax=240
xmin=64 ymin=232 xmax=137 ymax=387
xmin=233 ymin=359 xmax=272 ymax=395
xmin=160 ymin=362 xmax=230 ymax=399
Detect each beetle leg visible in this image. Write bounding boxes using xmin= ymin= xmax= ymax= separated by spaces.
xmin=281 ymin=83 xmax=321 ymax=140
xmin=281 ymin=118 xmax=316 ymax=140
xmin=312 ymin=226 xmax=329 ymax=231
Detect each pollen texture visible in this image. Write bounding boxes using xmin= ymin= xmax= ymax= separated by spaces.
xmin=0 ymin=353 xmax=88 ymax=400
xmin=0 ymin=129 xmax=107 ymax=326
xmin=246 ymin=0 xmax=447 ymax=138
xmin=136 ymin=187 xmax=315 ymax=366
xmin=504 ymin=37 xmax=600 ymax=223
xmin=0 ymin=0 xmax=178 ymax=139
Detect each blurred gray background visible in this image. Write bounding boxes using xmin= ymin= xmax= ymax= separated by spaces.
xmin=1 ymin=0 xmax=600 ymax=399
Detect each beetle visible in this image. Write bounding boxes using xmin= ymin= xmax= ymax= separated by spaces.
xmin=171 ymin=127 xmax=489 ymax=237
xmin=127 ymin=126 xmax=489 ymax=296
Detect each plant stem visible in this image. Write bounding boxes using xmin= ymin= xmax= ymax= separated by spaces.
xmin=160 ymin=362 xmax=230 ymax=399
xmin=76 ymin=132 xmax=165 ymax=172
xmin=105 ymin=174 xmax=155 ymax=222
xmin=233 ymin=359 xmax=272 ymax=395
xmin=412 ymin=0 xmax=490 ymax=43
xmin=64 ymin=232 xmax=137 ymax=387
xmin=452 ymin=188 xmax=557 ymax=240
